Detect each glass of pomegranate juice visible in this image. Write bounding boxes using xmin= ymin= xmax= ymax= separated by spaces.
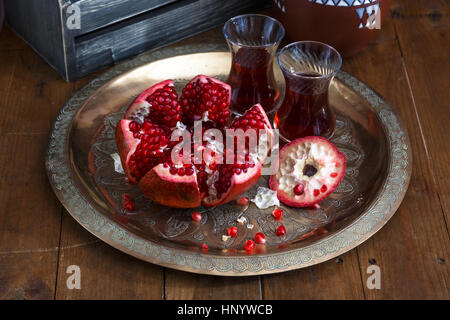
xmin=223 ymin=14 xmax=285 ymax=115
xmin=274 ymin=41 xmax=342 ymax=142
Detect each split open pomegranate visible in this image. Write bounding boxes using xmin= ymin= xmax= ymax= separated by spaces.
xmin=269 ymin=136 xmax=346 ymax=207
xmin=116 ymin=75 xmax=273 ymax=208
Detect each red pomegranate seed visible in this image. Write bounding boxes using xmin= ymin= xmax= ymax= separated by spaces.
xmin=321 ymin=185 xmax=328 ymax=193
xmin=122 ymin=194 xmax=132 ymax=202
xmin=124 ymin=201 xmax=135 ymax=212
xmin=272 ymin=208 xmax=283 ymax=221
xmin=330 ymin=172 xmax=338 ymax=178
xmin=313 ymin=189 xmax=320 ymax=197
xmin=201 ymin=243 xmax=208 ymax=252
xmin=191 ymin=211 xmax=202 ymax=222
xmin=293 ymin=183 xmax=304 ymax=195
xmin=177 ymin=167 xmax=185 ymax=176
xmin=313 ymin=203 xmax=321 ymax=209
xmin=227 ymin=226 xmax=238 ymax=238
xmin=245 ymin=240 xmax=255 ymax=251
xmin=236 ymin=196 xmax=249 ymax=206
xmin=276 ymin=225 xmax=286 ymax=237
xmin=254 ymin=232 xmax=266 ymax=244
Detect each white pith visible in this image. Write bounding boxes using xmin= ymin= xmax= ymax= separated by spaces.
xmin=174 ymin=121 xmax=187 ymax=131
xmin=204 ymin=166 xmax=220 ymax=201
xmin=110 ymin=153 xmax=125 ymax=174
xmin=276 ymin=141 xmax=341 ymax=199
xmin=237 ymin=216 xmax=247 ymax=224
xmin=129 ymin=101 xmax=150 ymax=123
xmin=251 ymin=187 xmax=280 ymax=209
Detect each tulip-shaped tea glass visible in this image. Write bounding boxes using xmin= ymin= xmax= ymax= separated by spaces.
xmin=274 ymin=41 xmax=342 ymax=142
xmin=223 ymin=14 xmax=285 ymax=115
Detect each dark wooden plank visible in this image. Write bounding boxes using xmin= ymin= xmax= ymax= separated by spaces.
xmin=392 ymin=0 xmax=450 ymax=227
xmin=342 ymin=11 xmax=449 ymax=299
xmin=0 ymin=49 xmax=17 ymax=108
xmin=165 ymin=270 xmax=262 ymax=300
xmin=0 ymin=34 xmax=66 ymax=298
xmin=263 ymin=251 xmax=365 ymax=300
xmin=0 ymin=26 xmax=28 ymax=51
xmin=0 ymin=133 xmax=62 ymax=299
xmin=0 ymin=48 xmax=70 ymax=135
xmin=55 ymin=211 xmax=164 ymax=300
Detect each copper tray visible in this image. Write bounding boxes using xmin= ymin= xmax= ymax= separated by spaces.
xmin=46 ymin=44 xmax=411 ymax=276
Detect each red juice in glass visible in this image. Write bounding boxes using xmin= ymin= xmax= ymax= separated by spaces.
xmin=275 ymin=42 xmax=342 ymax=142
xmin=223 ymin=14 xmax=285 ymax=115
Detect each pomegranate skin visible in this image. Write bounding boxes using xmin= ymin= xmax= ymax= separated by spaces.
xmin=138 ymin=164 xmax=202 ymax=208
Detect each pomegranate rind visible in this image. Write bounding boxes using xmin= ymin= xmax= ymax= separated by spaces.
xmin=138 ymin=164 xmax=202 ymax=208
xmin=269 ymin=136 xmax=346 ymax=207
xmin=115 ymin=119 xmax=140 ymax=184
xmin=202 ymin=162 xmax=262 ymax=208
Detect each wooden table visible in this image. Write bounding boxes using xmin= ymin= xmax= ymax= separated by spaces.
xmin=0 ymin=0 xmax=448 ymax=300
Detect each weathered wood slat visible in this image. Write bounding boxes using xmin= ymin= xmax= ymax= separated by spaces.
xmin=73 ymin=0 xmax=269 ymax=77
xmin=64 ymin=0 xmax=180 ymax=35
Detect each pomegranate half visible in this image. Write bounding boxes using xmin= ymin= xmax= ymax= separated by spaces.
xmin=115 ymin=75 xmax=273 ymax=208
xmin=269 ymin=136 xmax=346 ymax=207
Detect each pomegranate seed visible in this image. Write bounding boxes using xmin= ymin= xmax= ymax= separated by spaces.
xmin=169 ymin=167 xmax=177 ymax=175
xmin=177 ymin=167 xmax=185 ymax=176
xmin=321 ymin=185 xmax=328 ymax=193
xmin=313 ymin=203 xmax=321 ymax=209
xmin=124 ymin=201 xmax=135 ymax=212
xmin=254 ymin=232 xmax=266 ymax=244
xmin=272 ymin=208 xmax=283 ymax=221
xmin=129 ymin=121 xmax=139 ymax=133
xmin=293 ymin=184 xmax=304 ymax=195
xmin=276 ymin=225 xmax=286 ymax=237
xmin=313 ymin=189 xmax=320 ymax=197
xmin=245 ymin=240 xmax=255 ymax=251
xmin=201 ymin=243 xmax=208 ymax=252
xmin=236 ymin=196 xmax=249 ymax=206
xmin=227 ymin=226 xmax=238 ymax=238
xmin=185 ymin=167 xmax=194 ymax=176
xmin=330 ymin=172 xmax=338 ymax=178
xmin=191 ymin=211 xmax=202 ymax=222
xmin=122 ymin=194 xmax=132 ymax=202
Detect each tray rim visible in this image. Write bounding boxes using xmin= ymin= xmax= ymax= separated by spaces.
xmin=45 ymin=44 xmax=412 ymax=276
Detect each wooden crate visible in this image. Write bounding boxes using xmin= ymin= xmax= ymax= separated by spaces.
xmin=5 ymin=0 xmax=271 ymax=81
